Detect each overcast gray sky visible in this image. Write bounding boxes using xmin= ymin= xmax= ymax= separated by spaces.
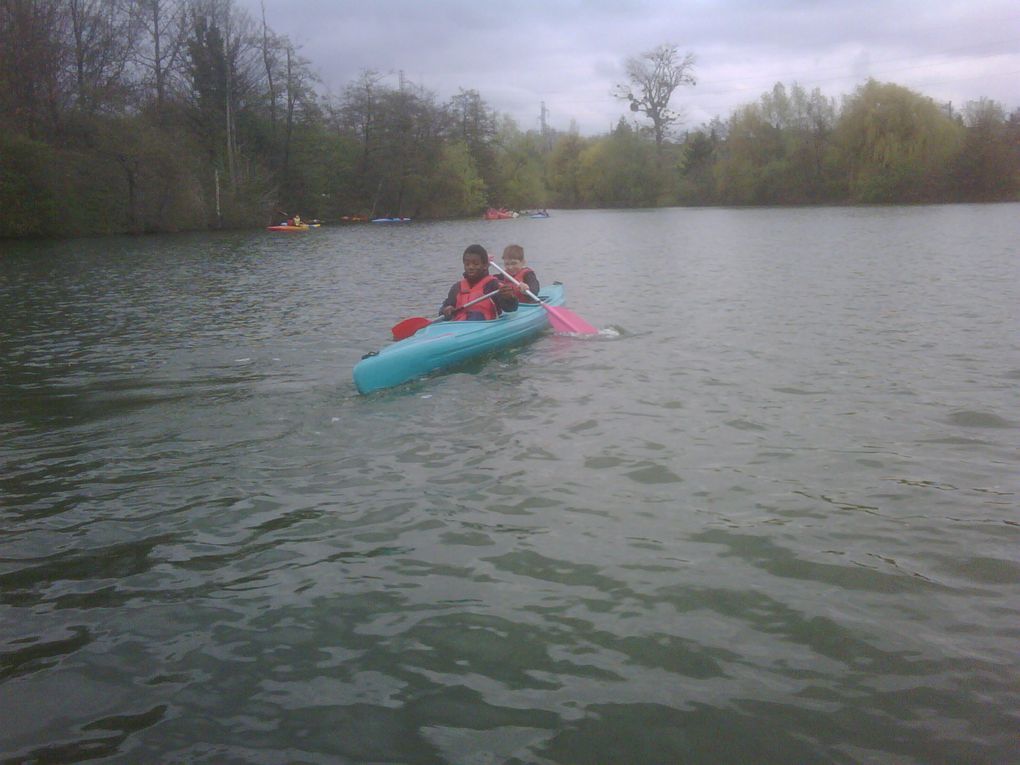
xmin=239 ymin=0 xmax=1020 ymax=135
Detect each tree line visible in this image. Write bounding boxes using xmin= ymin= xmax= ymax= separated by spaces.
xmin=1 ymin=0 xmax=1018 ymax=239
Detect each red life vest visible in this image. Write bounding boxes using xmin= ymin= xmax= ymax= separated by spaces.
xmin=455 ymin=275 xmax=500 ymax=320
xmin=505 ymin=267 xmax=537 ymax=302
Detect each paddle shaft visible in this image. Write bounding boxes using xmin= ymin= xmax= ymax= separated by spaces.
xmin=487 ymin=259 xmax=541 ymax=302
xmin=391 ymin=287 xmax=509 ymax=340
xmin=412 ymin=289 xmax=499 ymax=328
xmin=445 ymin=289 xmax=501 ymax=316
xmin=487 ymin=257 xmax=599 ymax=334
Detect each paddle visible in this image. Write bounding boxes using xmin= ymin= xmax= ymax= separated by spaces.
xmin=487 ymin=259 xmax=599 ymax=334
xmin=390 ymin=290 xmax=502 ymax=340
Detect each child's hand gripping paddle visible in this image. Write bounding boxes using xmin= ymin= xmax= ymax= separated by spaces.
xmin=390 ymin=291 xmax=501 ymax=340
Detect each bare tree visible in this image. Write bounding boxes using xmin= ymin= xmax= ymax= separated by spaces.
xmin=132 ymin=0 xmax=188 ymax=115
xmin=66 ymin=0 xmax=139 ymax=114
xmin=613 ymin=43 xmax=696 ymax=147
xmin=187 ymin=0 xmax=261 ymax=187
xmin=259 ymin=0 xmax=277 ymax=131
xmin=0 ymin=0 xmax=68 ymax=135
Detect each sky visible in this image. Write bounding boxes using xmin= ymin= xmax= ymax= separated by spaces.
xmin=238 ymin=0 xmax=1020 ymax=135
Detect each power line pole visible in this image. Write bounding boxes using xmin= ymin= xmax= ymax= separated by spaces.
xmin=540 ymin=101 xmax=553 ymax=151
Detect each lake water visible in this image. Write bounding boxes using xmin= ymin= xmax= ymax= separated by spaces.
xmin=1 ymin=206 xmax=1018 ymax=764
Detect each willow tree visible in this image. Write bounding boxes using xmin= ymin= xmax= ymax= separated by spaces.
xmin=833 ymin=80 xmax=963 ymax=203
xmin=613 ymin=43 xmax=696 ymax=147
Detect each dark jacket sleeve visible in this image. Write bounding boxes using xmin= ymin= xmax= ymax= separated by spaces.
xmin=440 ymin=283 xmax=459 ymax=315
xmin=523 ymin=271 xmax=540 ymax=295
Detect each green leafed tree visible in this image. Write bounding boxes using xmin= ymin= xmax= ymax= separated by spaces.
xmin=419 ymin=140 xmax=486 ymax=218
xmin=5 ymin=0 xmax=1020 ymax=238
xmin=833 ymin=80 xmax=964 ymax=203
xmin=491 ymin=117 xmax=549 ymax=209
xmin=337 ymin=69 xmax=384 ymax=211
xmin=714 ymin=82 xmax=840 ymax=204
xmin=953 ymin=98 xmax=1019 ymax=201
xmin=546 ymin=130 xmax=587 ymax=207
xmin=677 ymin=124 xmax=721 ymax=204
xmin=373 ymin=82 xmax=445 ymax=218
xmin=576 ymin=119 xmax=660 ymax=206
xmin=0 ymin=133 xmax=64 ymax=236
xmin=714 ymin=101 xmax=785 ymax=204
xmin=446 ymin=88 xmax=499 ymax=193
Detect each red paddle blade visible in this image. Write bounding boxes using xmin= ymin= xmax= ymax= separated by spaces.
xmin=391 ymin=316 xmax=431 ymax=340
xmin=543 ymin=304 xmax=599 ymax=334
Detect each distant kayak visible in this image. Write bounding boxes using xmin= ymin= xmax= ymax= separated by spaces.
xmin=483 ymin=208 xmax=517 ymax=220
xmin=371 ymin=217 xmax=411 ymax=223
xmin=267 ymin=224 xmax=311 ymax=232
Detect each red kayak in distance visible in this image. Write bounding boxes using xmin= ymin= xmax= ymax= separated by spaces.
xmin=267 ymin=223 xmax=320 ymax=231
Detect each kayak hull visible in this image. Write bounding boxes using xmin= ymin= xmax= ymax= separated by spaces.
xmin=353 ymin=284 xmax=564 ymax=394
xmin=483 ymin=208 xmax=517 ymax=220
xmin=267 ymin=224 xmax=310 ymax=231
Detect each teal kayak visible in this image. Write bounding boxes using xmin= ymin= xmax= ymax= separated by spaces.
xmin=353 ymin=284 xmax=564 ymax=394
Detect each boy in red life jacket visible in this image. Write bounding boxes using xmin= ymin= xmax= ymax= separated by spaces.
xmin=440 ymin=244 xmax=518 ymax=321
xmin=499 ymin=244 xmax=540 ymax=302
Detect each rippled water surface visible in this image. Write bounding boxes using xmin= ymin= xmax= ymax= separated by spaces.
xmin=2 ymin=206 xmax=1018 ymax=764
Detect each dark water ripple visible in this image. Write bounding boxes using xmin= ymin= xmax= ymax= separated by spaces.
xmin=2 ymin=207 xmax=1019 ymax=763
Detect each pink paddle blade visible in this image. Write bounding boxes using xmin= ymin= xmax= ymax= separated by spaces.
xmin=485 ymin=256 xmax=598 ymax=334
xmin=543 ymin=304 xmax=599 ymax=334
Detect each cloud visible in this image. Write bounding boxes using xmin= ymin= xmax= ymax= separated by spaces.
xmin=239 ymin=0 xmax=1020 ymax=134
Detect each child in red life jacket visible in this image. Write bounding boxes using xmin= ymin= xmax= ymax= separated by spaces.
xmin=440 ymin=244 xmax=518 ymax=321
xmin=499 ymin=244 xmax=540 ymax=302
